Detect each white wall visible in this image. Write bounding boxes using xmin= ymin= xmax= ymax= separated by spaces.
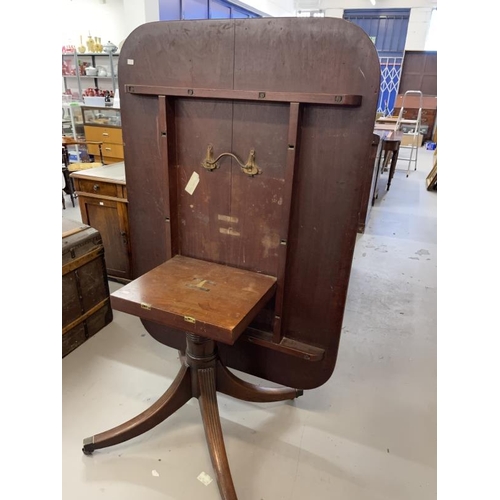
xmin=61 ymin=0 xmax=128 ymax=48
xmin=324 ymin=8 xmax=343 ymax=18
xmin=122 ymin=0 xmax=159 ymax=37
xmin=61 ymin=0 xmax=296 ymax=47
xmin=233 ymin=0 xmax=296 ymax=16
xmin=405 ymin=7 xmax=433 ymax=50
xmin=61 ymin=0 xmax=161 ymax=48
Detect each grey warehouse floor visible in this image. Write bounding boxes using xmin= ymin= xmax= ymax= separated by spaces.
xmin=62 ymin=149 xmax=437 ymax=500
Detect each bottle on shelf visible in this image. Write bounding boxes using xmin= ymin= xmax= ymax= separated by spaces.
xmin=86 ymin=34 xmax=95 ymax=53
xmin=78 ymin=36 xmax=86 ymax=54
xmin=94 ymin=36 xmax=103 ymax=53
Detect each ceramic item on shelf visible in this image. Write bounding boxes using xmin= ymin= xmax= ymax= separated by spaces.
xmin=85 ymin=66 xmax=98 ymax=76
xmin=94 ymin=36 xmax=102 ymax=53
xmin=102 ymin=41 xmax=118 ymax=54
xmin=97 ymin=66 xmax=107 ymax=77
xmin=87 ymin=35 xmax=95 ymax=53
xmin=79 ymin=61 xmax=89 ymax=75
xmin=78 ymin=36 xmax=86 ymax=54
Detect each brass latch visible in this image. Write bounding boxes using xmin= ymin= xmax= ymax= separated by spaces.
xmin=201 ymin=145 xmax=261 ymax=176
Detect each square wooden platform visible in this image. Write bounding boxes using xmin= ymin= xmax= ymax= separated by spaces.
xmin=110 ymin=255 xmax=277 ymax=344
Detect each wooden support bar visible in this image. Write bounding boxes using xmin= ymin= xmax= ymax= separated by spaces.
xmin=158 ymin=96 xmax=179 ymax=259
xmin=125 ymin=85 xmax=362 ymax=107
xmin=244 ymin=328 xmax=325 ymax=362
xmin=273 ymin=102 xmax=301 ymax=342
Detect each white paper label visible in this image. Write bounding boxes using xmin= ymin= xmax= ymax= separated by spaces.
xmin=185 ymin=172 xmax=200 ymax=195
xmin=197 ymin=471 xmax=213 ymax=486
xmin=127 ymin=59 xmax=134 ymax=65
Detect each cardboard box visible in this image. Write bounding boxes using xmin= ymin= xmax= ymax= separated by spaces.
xmin=400 ymin=133 xmax=423 ymax=147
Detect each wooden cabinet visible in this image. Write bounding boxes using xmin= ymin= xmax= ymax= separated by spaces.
xmin=393 ymin=94 xmax=437 ymax=142
xmin=399 ymin=50 xmax=437 ymax=97
xmin=82 ymin=106 xmax=124 ymax=164
xmin=70 ymin=163 xmax=131 ymax=282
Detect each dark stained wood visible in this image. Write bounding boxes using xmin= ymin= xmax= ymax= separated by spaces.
xmin=373 ymin=129 xmax=404 ymax=192
xmin=110 ymin=255 xmax=277 ymax=345
xmin=120 ymin=96 xmax=173 ymax=278
xmin=77 ymin=196 xmax=130 ymax=280
xmin=273 ymin=102 xmax=301 ymax=340
xmin=158 ymin=95 xmax=176 ymax=260
xmin=175 ymin=98 xmax=233 ymax=265
xmin=117 ymin=17 xmax=380 ymax=390
xmin=357 ymin=133 xmax=381 ymax=233
xmin=126 ymin=85 xmax=362 ymax=106
xmin=399 ymin=50 xmax=437 ymax=96
xmin=243 ymin=328 xmax=325 ymax=361
xmin=80 ymin=18 xmax=383 ymax=499
xmin=394 ymin=94 xmax=437 ymax=110
xmin=71 ymin=164 xmax=131 ymax=281
xmin=385 ymin=139 xmax=401 ymax=190
xmin=83 ymin=332 xmax=302 ymax=498
xmin=83 ymin=364 xmax=192 ymax=453
xmin=198 ymin=366 xmax=237 ymax=500
xmin=62 ymin=219 xmax=112 ymax=357
xmin=228 ymin=100 xmax=289 ymax=275
xmin=216 ymin=360 xmax=301 ymax=402
xmin=393 ymin=92 xmax=437 ymax=142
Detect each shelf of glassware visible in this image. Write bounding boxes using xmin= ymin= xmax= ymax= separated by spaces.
xmin=62 ymin=52 xmax=119 ymax=98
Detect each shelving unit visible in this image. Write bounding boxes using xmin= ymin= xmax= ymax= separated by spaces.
xmin=62 ymin=52 xmax=119 ymax=99
xmin=62 ymin=101 xmax=84 ymax=139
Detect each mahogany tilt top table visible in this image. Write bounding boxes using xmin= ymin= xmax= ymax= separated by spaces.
xmin=81 ymin=17 xmax=380 ymax=499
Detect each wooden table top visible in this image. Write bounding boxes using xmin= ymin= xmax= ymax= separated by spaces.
xmin=374 ymin=127 xmax=404 ymax=142
xmin=110 ymin=255 xmax=277 ymax=345
xmin=69 ymin=162 xmax=126 ymax=184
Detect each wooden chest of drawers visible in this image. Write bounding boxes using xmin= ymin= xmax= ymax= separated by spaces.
xmin=393 ymin=94 xmax=437 ymax=142
xmin=70 ymin=163 xmax=131 ymax=282
xmin=84 ymin=125 xmax=124 ymax=164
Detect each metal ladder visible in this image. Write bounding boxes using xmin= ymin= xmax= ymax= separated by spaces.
xmin=395 ymin=90 xmax=423 ymax=177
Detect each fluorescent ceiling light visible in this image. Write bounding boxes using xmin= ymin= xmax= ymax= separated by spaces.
xmin=370 ymin=0 xmax=376 ymax=5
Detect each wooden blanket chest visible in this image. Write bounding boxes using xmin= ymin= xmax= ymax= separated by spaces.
xmin=62 ymin=218 xmax=112 ymax=357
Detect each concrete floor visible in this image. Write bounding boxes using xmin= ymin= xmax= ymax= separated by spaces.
xmin=62 ymin=150 xmax=437 ymax=500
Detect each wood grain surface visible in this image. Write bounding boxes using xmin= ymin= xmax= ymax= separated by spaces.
xmin=111 ymin=255 xmax=276 ymax=344
xmin=118 ymin=18 xmax=380 ymax=389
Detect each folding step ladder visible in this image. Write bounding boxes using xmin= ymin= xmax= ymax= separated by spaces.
xmin=396 ymin=90 xmax=423 ymax=177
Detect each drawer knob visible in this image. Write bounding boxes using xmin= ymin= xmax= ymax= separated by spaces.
xmin=93 ymin=184 xmax=100 ymax=191
xmin=102 ymin=132 xmax=109 ymax=136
